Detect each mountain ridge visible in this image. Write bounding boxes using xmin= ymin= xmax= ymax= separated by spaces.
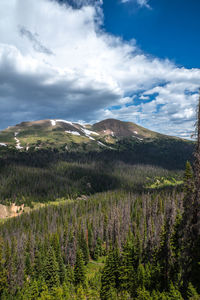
xmin=0 ymin=118 xmax=186 ymax=151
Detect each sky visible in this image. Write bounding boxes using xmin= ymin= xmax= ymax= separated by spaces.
xmin=0 ymin=0 xmax=200 ymax=138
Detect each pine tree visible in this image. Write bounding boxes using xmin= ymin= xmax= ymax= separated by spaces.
xmin=181 ymin=161 xmax=195 ymax=265
xmin=51 ymin=233 xmax=66 ymax=283
xmin=74 ymin=249 xmax=86 ymax=287
xmin=156 ymin=219 xmax=172 ymax=290
xmin=167 ymin=282 xmax=183 ymax=300
xmin=43 ymin=246 xmax=60 ymax=289
xmin=34 ymin=248 xmax=43 ymax=280
xmin=170 ymin=212 xmax=182 ymax=283
xmin=119 ymin=239 xmax=135 ymax=293
xmin=79 ymin=230 xmax=90 ymax=265
xmin=100 ymin=247 xmax=121 ymax=300
xmin=136 ymin=287 xmax=152 ymax=300
xmin=93 ymin=237 xmax=103 ymax=261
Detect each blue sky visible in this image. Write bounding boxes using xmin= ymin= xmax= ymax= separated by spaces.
xmin=0 ymin=0 xmax=199 ymax=138
xmin=103 ymin=0 xmax=200 ymax=69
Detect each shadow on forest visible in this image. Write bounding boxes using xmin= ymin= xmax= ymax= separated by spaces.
xmin=0 ymin=138 xmax=193 ymax=205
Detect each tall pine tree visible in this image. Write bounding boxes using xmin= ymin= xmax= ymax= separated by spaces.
xmin=43 ymin=246 xmax=60 ymax=289
xmin=74 ymin=249 xmax=86 ymax=287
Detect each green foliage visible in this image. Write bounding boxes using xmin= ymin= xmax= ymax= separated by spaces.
xmin=74 ymin=249 xmax=86 ymax=287
xmin=167 ymin=282 xmax=183 ymax=299
xmin=187 ymin=282 xmax=200 ymax=299
xmin=43 ymin=246 xmax=60 ymax=289
xmin=0 ymin=154 xmax=199 ymax=299
xmin=78 ymin=230 xmax=90 ymax=265
xmin=146 ymin=176 xmax=183 ymax=189
xmin=136 ymin=287 xmax=152 ymax=300
xmin=100 ymin=248 xmax=120 ymax=300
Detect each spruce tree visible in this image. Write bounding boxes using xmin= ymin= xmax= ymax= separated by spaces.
xmin=119 ymin=239 xmax=135 ymax=293
xmin=156 ymin=218 xmax=172 ymax=290
xmin=167 ymin=282 xmax=183 ymax=300
xmin=79 ymin=230 xmax=90 ymax=265
xmin=74 ymin=249 xmax=86 ymax=287
xmin=51 ymin=233 xmax=66 ymax=283
xmin=170 ymin=212 xmax=182 ymax=284
xmin=100 ymin=248 xmax=120 ymax=300
xmin=43 ymin=246 xmax=60 ymax=289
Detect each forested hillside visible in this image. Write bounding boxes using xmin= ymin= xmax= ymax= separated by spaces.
xmin=0 ymin=162 xmax=199 ymax=299
xmin=0 ymin=120 xmax=198 ymax=299
xmin=0 ymin=137 xmax=193 ymax=207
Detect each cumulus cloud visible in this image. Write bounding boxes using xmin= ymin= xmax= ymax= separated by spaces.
xmin=0 ymin=0 xmax=199 ymax=138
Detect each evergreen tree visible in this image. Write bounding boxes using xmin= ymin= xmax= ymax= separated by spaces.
xmin=181 ymin=161 xmax=195 ymax=274
xmin=74 ymin=249 xmax=86 ymax=287
xmin=79 ymin=230 xmax=90 ymax=265
xmin=30 ymin=279 xmax=39 ymax=299
xmin=170 ymin=212 xmax=182 ymax=283
xmin=51 ymin=233 xmax=66 ymax=283
xmin=167 ymin=282 xmax=183 ymax=300
xmin=43 ymin=246 xmax=60 ymax=289
xmin=156 ymin=218 xmax=172 ymax=290
xmin=136 ymin=287 xmax=152 ymax=300
xmin=34 ymin=248 xmax=43 ymax=280
xmin=76 ymin=285 xmax=86 ymax=300
xmin=93 ymin=237 xmax=102 ymax=261
xmin=100 ymin=248 xmax=120 ymax=300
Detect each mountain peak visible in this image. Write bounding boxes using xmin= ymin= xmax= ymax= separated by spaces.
xmin=0 ymin=118 xmax=179 ymax=151
xmin=92 ymin=118 xmax=159 ymax=138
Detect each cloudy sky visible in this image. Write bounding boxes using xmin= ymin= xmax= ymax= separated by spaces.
xmin=0 ymin=0 xmax=200 ymax=138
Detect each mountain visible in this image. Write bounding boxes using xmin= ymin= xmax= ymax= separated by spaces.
xmin=0 ymin=118 xmax=186 ymax=151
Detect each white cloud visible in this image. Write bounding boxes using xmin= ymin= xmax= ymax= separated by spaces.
xmin=0 ymin=0 xmax=199 ymax=138
xmin=121 ymin=0 xmax=151 ymax=9
xmin=137 ymin=0 xmax=151 ymax=8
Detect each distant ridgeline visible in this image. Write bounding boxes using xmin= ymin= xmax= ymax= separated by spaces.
xmin=0 ymin=118 xmax=194 ymax=168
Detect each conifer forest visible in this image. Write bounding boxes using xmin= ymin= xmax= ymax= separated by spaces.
xmin=0 ymin=111 xmax=199 ymax=300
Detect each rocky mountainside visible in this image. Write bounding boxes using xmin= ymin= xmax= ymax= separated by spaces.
xmin=0 ymin=118 xmax=183 ymax=151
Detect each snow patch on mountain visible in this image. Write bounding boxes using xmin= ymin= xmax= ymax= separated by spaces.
xmin=56 ymin=119 xmax=73 ymax=126
xmin=50 ymin=119 xmax=74 ymax=126
xmin=65 ymin=130 xmax=80 ymax=136
xmin=0 ymin=143 xmax=7 ymax=147
xmin=50 ymin=120 xmax=56 ymax=126
xmin=81 ymin=128 xmax=99 ymax=136
xmin=80 ymin=128 xmax=99 ymax=140
xmin=14 ymin=132 xmax=23 ymax=149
